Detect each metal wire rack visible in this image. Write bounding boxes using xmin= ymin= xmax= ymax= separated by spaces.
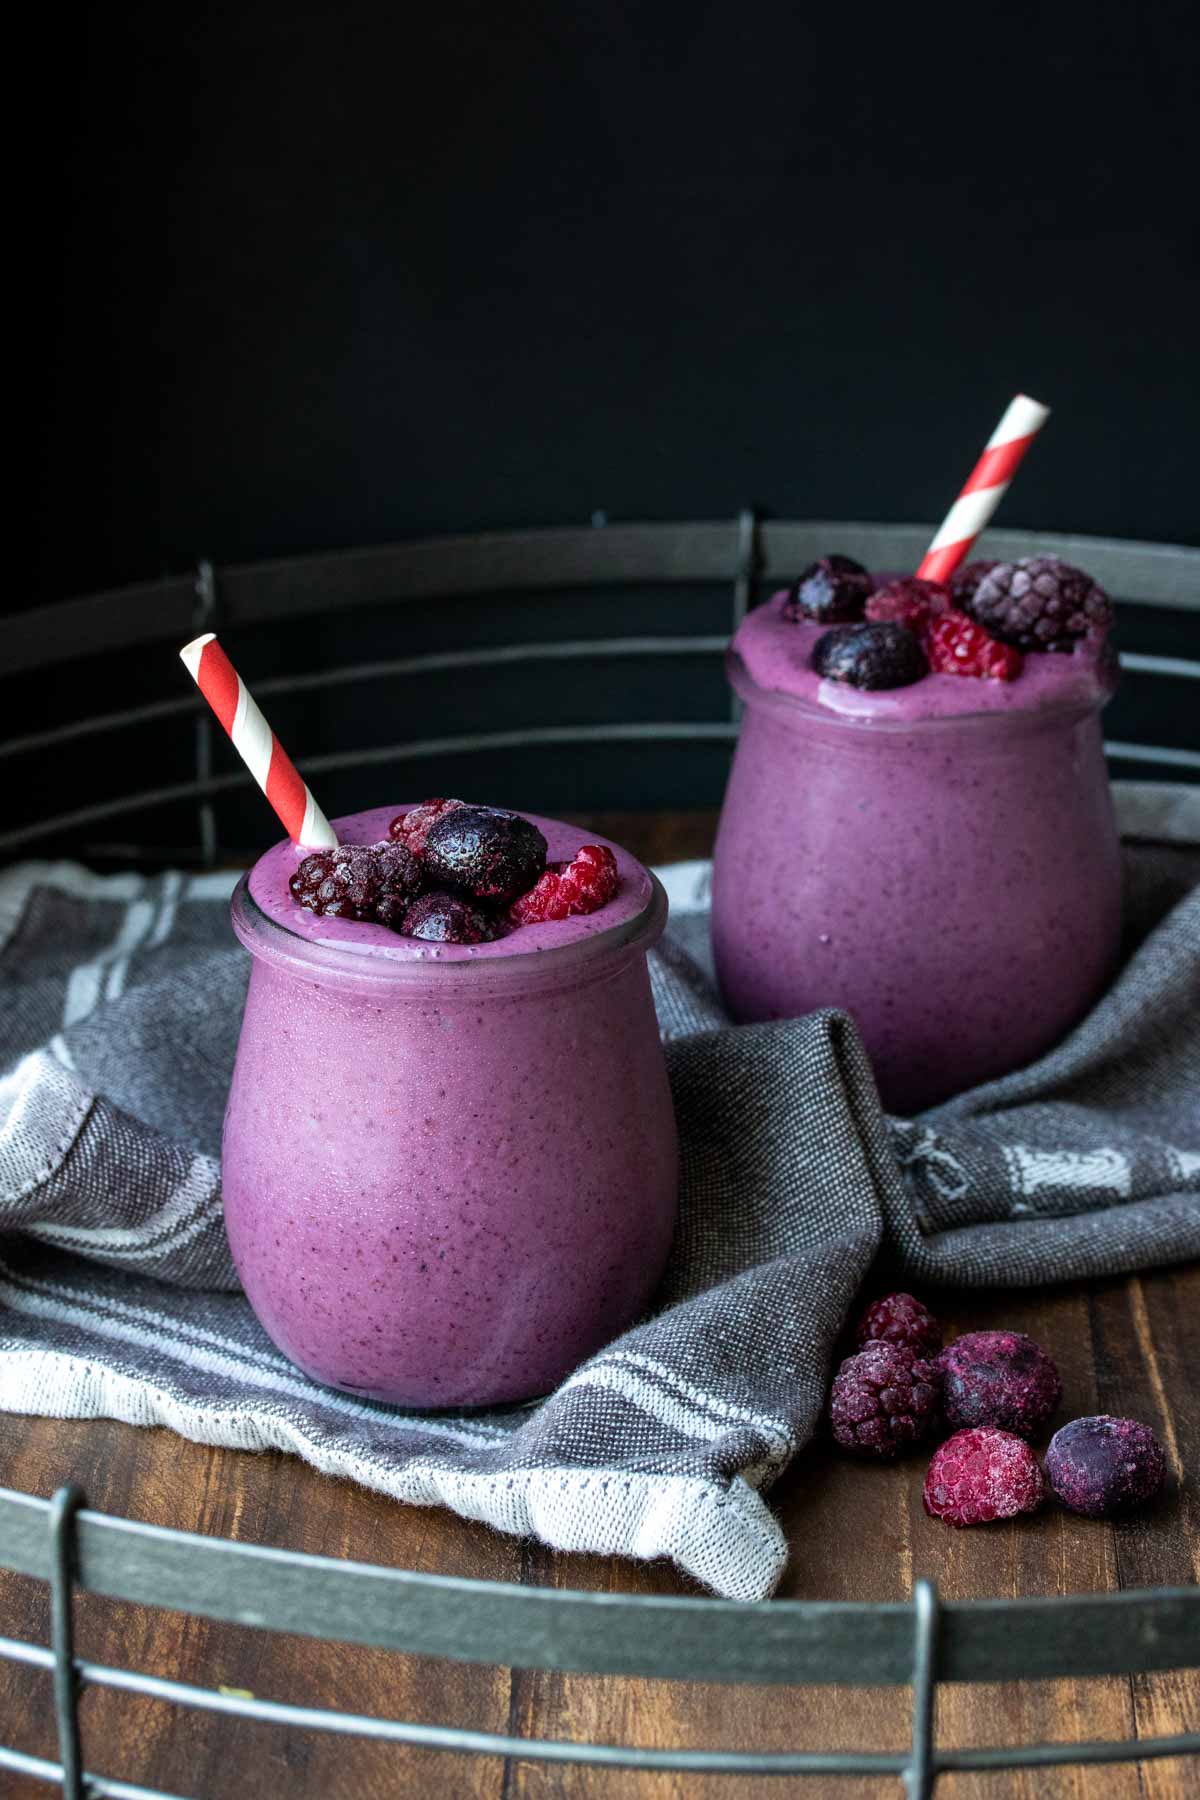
xmin=1 ymin=1485 xmax=1198 ymax=1798
xmin=0 ymin=518 xmax=1196 ymax=863
xmin=1 ymin=521 xmax=1198 ymax=1793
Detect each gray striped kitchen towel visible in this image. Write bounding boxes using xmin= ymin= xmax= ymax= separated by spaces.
xmin=1 ymin=783 xmax=1198 ymax=1600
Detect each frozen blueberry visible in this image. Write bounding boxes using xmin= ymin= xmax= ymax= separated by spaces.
xmin=936 ymin=1330 xmax=1061 ymax=1440
xmin=423 ymin=805 xmax=548 ymax=903
xmin=782 ymin=555 xmax=872 ymax=624
xmin=812 ymin=621 xmax=929 ymax=690
xmin=1045 ymin=1415 xmax=1167 ymax=1517
xmin=401 ymin=891 xmax=503 ymax=944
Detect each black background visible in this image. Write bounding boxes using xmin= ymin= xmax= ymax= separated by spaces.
xmin=28 ymin=1 xmax=1199 ymax=603
xmin=11 ymin=2 xmax=1198 ymax=851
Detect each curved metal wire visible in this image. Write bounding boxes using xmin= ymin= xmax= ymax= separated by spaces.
xmin=1 ymin=1490 xmax=1198 ymax=1797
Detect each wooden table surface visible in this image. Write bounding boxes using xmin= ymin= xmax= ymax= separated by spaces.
xmin=1 ymin=812 xmax=1197 ymax=1800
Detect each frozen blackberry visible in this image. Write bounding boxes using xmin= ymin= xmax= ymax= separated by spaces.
xmin=423 ymin=805 xmax=548 ymax=904
xmin=401 ymin=891 xmax=503 ymax=945
xmin=1045 ymin=1415 xmax=1167 ymax=1517
xmin=782 ymin=555 xmax=872 ymax=624
xmin=812 ymin=621 xmax=928 ymax=691
xmin=289 ymin=842 xmax=425 ymax=929
xmin=389 ymin=798 xmax=466 ymax=857
xmin=936 ymin=1330 xmax=1061 ymax=1439
xmin=923 ymin=1428 xmax=1045 ymax=1527
xmin=828 ymin=1341 xmax=941 ymax=1459
xmin=864 ymin=578 xmax=952 ymax=635
xmin=964 ymin=556 xmax=1112 ymax=651
xmin=856 ymin=1292 xmax=943 ymax=1358
xmin=948 ymin=560 xmax=1000 ymax=609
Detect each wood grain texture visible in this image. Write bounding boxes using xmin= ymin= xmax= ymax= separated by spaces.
xmin=0 ymin=812 xmax=1196 ymax=1798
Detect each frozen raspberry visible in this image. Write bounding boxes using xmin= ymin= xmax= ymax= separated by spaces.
xmin=401 ymin=891 xmax=503 ymax=944
xmin=782 ymin=555 xmax=872 ymax=624
xmin=829 ymin=1341 xmax=941 ymax=1459
xmin=509 ymin=844 xmax=619 ymax=925
xmin=936 ymin=1330 xmax=1061 ymax=1439
xmin=926 ymin=609 xmax=1023 ymax=681
xmin=923 ymin=1427 xmax=1044 ymax=1526
xmin=423 ymin=805 xmax=548 ymax=904
xmin=289 ymin=842 xmax=425 ymax=929
xmin=965 ymin=556 xmax=1112 ymax=652
xmin=1045 ymin=1415 xmax=1167 ymax=1518
xmin=864 ymin=578 xmax=952 ymax=636
xmin=812 ymin=621 xmax=928 ymax=691
xmin=856 ymin=1292 xmax=943 ymax=1358
xmin=949 ymin=559 xmax=1000 ymax=609
xmin=388 ymin=798 xmax=467 ymax=857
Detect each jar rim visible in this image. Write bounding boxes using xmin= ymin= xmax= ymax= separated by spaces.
xmin=726 ymin=647 xmax=1115 ymax=737
xmin=230 ymin=869 xmax=668 ymax=996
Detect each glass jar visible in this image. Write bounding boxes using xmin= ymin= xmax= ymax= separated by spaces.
xmin=223 ymin=847 xmax=678 ymax=1407
xmin=712 ymin=651 xmax=1122 ymax=1113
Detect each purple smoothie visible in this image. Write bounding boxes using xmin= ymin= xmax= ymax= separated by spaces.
xmin=712 ymin=594 xmax=1122 ymax=1112
xmin=223 ymin=808 xmax=679 ymax=1407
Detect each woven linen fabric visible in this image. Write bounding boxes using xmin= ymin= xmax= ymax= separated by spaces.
xmin=1 ymin=783 xmax=1197 ymax=1602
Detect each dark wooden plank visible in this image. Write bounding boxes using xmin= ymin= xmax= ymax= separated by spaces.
xmin=0 ymin=1417 xmax=516 ymax=1800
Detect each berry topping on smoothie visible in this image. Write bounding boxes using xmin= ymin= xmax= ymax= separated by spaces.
xmin=782 ymin=554 xmax=872 ymax=624
xmin=926 ymin=610 xmax=1023 ymax=681
xmin=388 ymin=797 xmax=466 ymax=856
xmin=510 ymin=843 xmax=619 ymax=924
xmin=949 ymin=559 xmax=1000 ymax=608
xmin=401 ymin=890 xmax=504 ymax=944
xmin=964 ymin=556 xmax=1113 ymax=651
xmin=864 ymin=577 xmax=952 ymax=634
xmin=282 ymin=804 xmax=623 ymax=945
xmin=423 ymin=805 xmax=548 ymax=903
xmin=812 ymin=620 xmax=929 ymax=690
xmin=289 ymin=842 xmax=424 ymax=926
xmin=923 ymin=1428 xmax=1045 ymax=1526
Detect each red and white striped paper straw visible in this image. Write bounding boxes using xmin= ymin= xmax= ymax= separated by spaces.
xmin=916 ymin=393 xmax=1051 ymax=584
xmin=180 ymin=634 xmax=338 ymax=848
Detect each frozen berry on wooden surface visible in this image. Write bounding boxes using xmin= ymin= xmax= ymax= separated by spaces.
xmin=923 ymin=1427 xmax=1045 ymax=1526
xmin=1045 ymin=1415 xmax=1167 ymax=1517
xmin=855 ymin=1292 xmax=943 ymax=1358
xmin=829 ymin=1341 xmax=941 ymax=1459
xmin=936 ymin=1330 xmax=1061 ymax=1439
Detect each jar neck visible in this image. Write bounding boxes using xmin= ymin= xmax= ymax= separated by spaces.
xmin=229 ymin=874 xmax=668 ymax=1000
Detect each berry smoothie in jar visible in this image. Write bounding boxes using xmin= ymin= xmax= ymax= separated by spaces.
xmin=711 ymin=556 xmax=1122 ymax=1113
xmin=223 ymin=802 xmax=678 ymax=1407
